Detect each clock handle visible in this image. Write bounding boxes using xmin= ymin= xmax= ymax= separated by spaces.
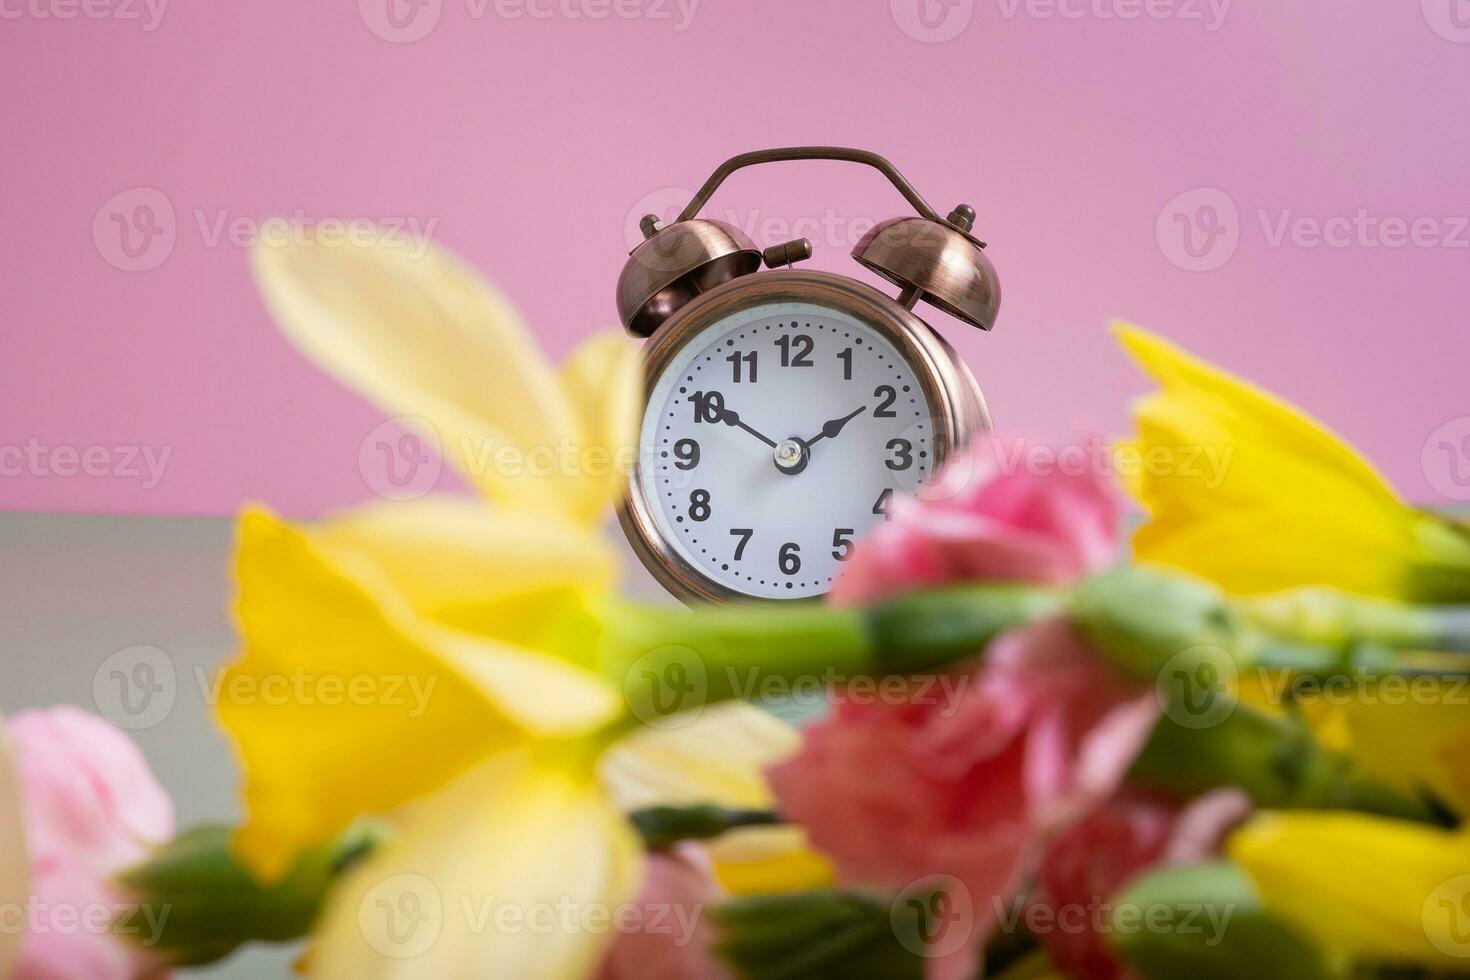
xmin=676 ymin=146 xmax=946 ymax=225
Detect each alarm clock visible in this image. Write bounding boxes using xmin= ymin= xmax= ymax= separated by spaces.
xmin=615 ymin=147 xmax=1000 ymax=604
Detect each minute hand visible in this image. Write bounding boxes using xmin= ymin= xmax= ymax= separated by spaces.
xmin=718 ymin=407 xmax=778 ymax=449
xmin=803 ymin=406 xmax=867 ymax=446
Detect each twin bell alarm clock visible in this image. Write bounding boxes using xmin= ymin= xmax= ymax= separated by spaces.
xmin=615 ymin=147 xmax=1001 ymax=604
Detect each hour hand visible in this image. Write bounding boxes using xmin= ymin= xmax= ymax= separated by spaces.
xmin=804 ymin=406 xmax=866 ymax=446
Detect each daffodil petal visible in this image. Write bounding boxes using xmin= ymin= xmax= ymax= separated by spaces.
xmin=558 ymin=332 xmax=643 ymax=513
xmin=0 ymin=717 xmax=28 ymax=980
xmin=1341 ymin=695 xmax=1470 ymax=816
xmin=1231 ymin=811 xmax=1470 ymax=967
xmin=220 ymin=509 xmax=619 ymax=880
xmin=599 ymin=703 xmax=801 ymax=811
xmin=309 ymin=496 xmax=619 ymax=619
xmin=308 ymin=753 xmax=643 ymax=980
xmin=1116 ymin=323 xmax=1395 ymax=498
xmin=251 ymin=231 xmax=600 ymax=518
xmin=706 ymin=825 xmax=836 ymax=895
xmin=1114 ymin=323 xmax=1470 ymax=599
xmin=598 ymin=706 xmax=834 ymax=895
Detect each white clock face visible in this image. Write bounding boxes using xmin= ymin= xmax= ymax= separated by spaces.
xmin=637 ymin=300 xmax=939 ymax=600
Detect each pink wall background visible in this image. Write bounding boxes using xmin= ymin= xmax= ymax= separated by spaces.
xmin=3 ymin=0 xmax=1468 ymax=516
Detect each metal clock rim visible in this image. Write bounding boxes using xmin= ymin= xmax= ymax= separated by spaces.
xmin=618 ymin=269 xmax=990 ymax=607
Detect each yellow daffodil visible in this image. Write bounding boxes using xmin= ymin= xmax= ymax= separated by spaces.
xmin=1330 ymin=687 xmax=1470 ymax=817
xmin=221 ymin=231 xmax=822 ymax=978
xmin=602 ymin=718 xmax=834 ymax=895
xmin=0 ymin=718 xmax=28 ymax=979
xmin=1230 ymin=686 xmax=1470 ymax=970
xmin=1231 ymin=812 xmax=1470 ymax=969
xmin=1115 ymin=323 xmax=1470 ymax=601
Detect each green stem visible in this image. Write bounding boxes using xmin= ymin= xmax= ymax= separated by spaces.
xmin=629 ymin=804 xmax=782 ymax=850
xmin=597 ymin=583 xmax=1064 ymax=722
xmin=1239 ymin=587 xmax=1470 ymax=652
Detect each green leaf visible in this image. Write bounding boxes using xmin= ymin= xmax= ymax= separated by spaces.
xmin=713 ymin=889 xmax=938 ymax=980
xmin=1130 ymin=692 xmax=1437 ymax=822
xmin=629 ymin=805 xmax=780 ymax=851
xmin=1110 ymin=861 xmax=1328 ymax=980
xmin=115 ymin=821 xmax=381 ymax=967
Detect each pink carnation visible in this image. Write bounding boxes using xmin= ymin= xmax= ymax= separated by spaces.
xmin=1026 ymin=789 xmax=1251 ymax=980
xmin=833 ymin=438 xmax=1122 ymax=604
xmin=767 ymin=619 xmax=1158 ymax=977
xmin=6 ymin=706 xmax=175 ymax=980
xmin=598 ymin=845 xmax=730 ymax=980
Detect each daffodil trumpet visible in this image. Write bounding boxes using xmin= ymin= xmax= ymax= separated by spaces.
xmin=1116 ymin=323 xmax=1470 ymax=602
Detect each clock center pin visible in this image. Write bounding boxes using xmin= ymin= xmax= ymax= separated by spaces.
xmin=774 ymin=438 xmax=809 ymax=475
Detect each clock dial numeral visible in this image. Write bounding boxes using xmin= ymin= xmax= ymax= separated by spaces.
xmin=779 ymin=541 xmax=802 ymax=575
xmin=885 ymin=438 xmax=914 ymax=471
xmin=729 ymin=527 xmax=753 ymax=560
xmin=873 ymin=488 xmax=894 ymax=521
xmin=831 ymin=528 xmax=855 ymax=560
xmin=726 ymin=350 xmax=757 ymax=383
xmin=673 ymin=438 xmax=700 ymax=470
xmin=689 ymin=488 xmax=711 ymax=522
xmin=873 ymin=385 xmax=898 ymax=418
xmin=775 ymin=333 xmax=814 ymax=367
xmin=836 ymin=347 xmax=853 ymax=380
xmin=692 ymin=390 xmax=725 ymax=423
